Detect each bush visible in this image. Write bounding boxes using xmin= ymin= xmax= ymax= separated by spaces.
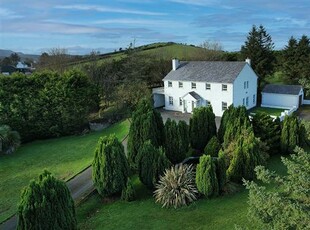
xmin=137 ymin=141 xmax=170 ymax=188
xmin=0 ymin=125 xmax=20 ymax=154
xmin=17 ymin=170 xmax=76 ymax=230
xmin=92 ymin=134 xmax=129 ymax=197
xmin=121 ymin=178 xmax=136 ymax=202
xmin=128 ymin=98 xmax=164 ymax=168
xmin=204 ymin=136 xmax=221 ymax=157
xmin=214 ymin=150 xmax=227 ymax=192
xmin=189 ymin=106 xmax=216 ymax=152
xmin=154 ymin=164 xmax=198 ymax=208
xmin=196 ymin=155 xmax=219 ymax=197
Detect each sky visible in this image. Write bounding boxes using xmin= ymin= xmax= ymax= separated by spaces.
xmin=0 ymin=0 xmax=309 ymax=55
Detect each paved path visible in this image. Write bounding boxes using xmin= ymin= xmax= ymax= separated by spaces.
xmin=0 ymin=136 xmax=128 ymax=230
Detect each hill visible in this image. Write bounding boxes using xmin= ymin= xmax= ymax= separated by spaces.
xmin=0 ymin=49 xmax=39 ymax=61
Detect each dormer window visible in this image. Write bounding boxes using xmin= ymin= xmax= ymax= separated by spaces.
xmin=168 ymin=81 xmax=172 ymax=87
xmin=191 ymin=82 xmax=196 ymax=89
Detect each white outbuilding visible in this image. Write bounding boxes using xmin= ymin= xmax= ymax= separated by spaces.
xmin=261 ymin=84 xmax=304 ymax=109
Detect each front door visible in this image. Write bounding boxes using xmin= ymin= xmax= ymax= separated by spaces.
xmin=187 ymin=100 xmax=193 ymax=113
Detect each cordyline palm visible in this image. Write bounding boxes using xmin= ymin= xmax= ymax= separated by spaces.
xmin=154 ymin=164 xmax=198 ymax=209
xmin=0 ymin=125 xmax=21 ymax=153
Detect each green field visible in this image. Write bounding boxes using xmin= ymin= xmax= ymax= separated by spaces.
xmin=0 ymin=120 xmax=130 ymax=223
xmin=249 ymin=107 xmax=285 ymax=116
xmin=77 ymin=156 xmax=286 ymax=230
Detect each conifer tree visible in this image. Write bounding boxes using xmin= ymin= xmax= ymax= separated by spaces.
xmin=215 ymin=150 xmax=227 ymax=192
xmin=127 ymin=98 xmax=164 ymax=167
xmin=137 ymin=141 xmax=170 ymax=188
xmin=252 ymin=112 xmax=281 ymax=154
xmin=189 ymin=106 xmax=216 ymax=151
xmin=92 ymin=134 xmax=129 ymax=197
xmin=196 ymin=155 xmax=219 ymax=197
xmin=204 ymin=136 xmax=221 ymax=157
xmin=121 ymin=178 xmax=136 ymax=202
xmin=178 ymin=120 xmax=190 ymax=156
xmin=17 ymin=171 xmax=77 ymax=230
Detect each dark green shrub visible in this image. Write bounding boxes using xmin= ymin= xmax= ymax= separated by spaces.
xmin=178 ymin=120 xmax=190 ymax=154
xmin=17 ymin=170 xmax=76 ymax=230
xmin=189 ymin=106 xmax=216 ymax=151
xmin=0 ymin=125 xmax=20 ymax=154
xmin=214 ymin=150 xmax=227 ymax=192
xmin=196 ymin=155 xmax=219 ymax=197
xmin=204 ymin=136 xmax=221 ymax=157
xmin=137 ymin=141 xmax=170 ymax=188
xmin=128 ymin=98 xmax=164 ymax=167
xmin=92 ymin=134 xmax=129 ymax=197
xmin=121 ymin=178 xmax=136 ymax=202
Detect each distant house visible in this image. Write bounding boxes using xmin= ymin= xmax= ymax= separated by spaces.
xmin=261 ymin=84 xmax=304 ymax=109
xmin=0 ymin=65 xmax=16 ymax=75
xmin=153 ymin=58 xmax=258 ymax=117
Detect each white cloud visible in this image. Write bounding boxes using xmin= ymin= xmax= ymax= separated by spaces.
xmin=0 ymin=7 xmax=23 ymax=19
xmin=168 ymin=0 xmax=217 ymax=6
xmin=54 ymin=4 xmax=166 ymax=16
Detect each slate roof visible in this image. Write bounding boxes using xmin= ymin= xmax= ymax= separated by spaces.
xmin=262 ymin=84 xmax=303 ymax=95
xmin=163 ymin=61 xmax=247 ymax=83
xmin=189 ymin=91 xmax=202 ymax=100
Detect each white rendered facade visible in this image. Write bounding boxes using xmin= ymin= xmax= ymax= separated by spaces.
xmin=163 ymin=62 xmax=258 ymax=117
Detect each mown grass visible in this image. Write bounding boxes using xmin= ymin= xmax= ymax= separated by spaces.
xmin=0 ymin=120 xmax=130 ymax=223
xmin=249 ymin=106 xmax=285 ymax=116
xmin=77 ymin=155 xmax=286 ymax=230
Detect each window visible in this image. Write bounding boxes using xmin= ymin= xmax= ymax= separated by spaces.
xmin=178 ymin=82 xmax=183 ymax=88
xmin=222 ymin=84 xmax=227 ymax=91
xmin=222 ymin=102 xmax=228 ymax=111
xmin=244 ymin=81 xmax=246 ymax=89
xmin=191 ymin=82 xmax=196 ymax=89
xmin=206 ymin=83 xmax=211 ymax=90
xmin=179 ymin=97 xmax=183 ymax=106
xmin=253 ymin=94 xmax=256 ymax=104
xmin=243 ymin=98 xmax=245 ymax=105
xmin=247 ymin=81 xmax=249 ymax=88
xmin=206 ymin=100 xmax=210 ymax=106
xmin=246 ymin=97 xmax=249 ymax=106
xmin=168 ymin=81 xmax=172 ymax=87
xmin=169 ymin=96 xmax=173 ymax=105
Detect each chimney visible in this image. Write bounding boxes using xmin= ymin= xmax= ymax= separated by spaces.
xmin=245 ymin=58 xmax=251 ymax=66
xmin=172 ymin=58 xmax=179 ymax=71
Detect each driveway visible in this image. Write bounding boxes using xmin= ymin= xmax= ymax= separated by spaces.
xmin=297 ymin=105 xmax=310 ymax=121
xmin=158 ymin=108 xmax=221 ymax=130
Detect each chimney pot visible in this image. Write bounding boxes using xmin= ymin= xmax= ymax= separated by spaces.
xmin=245 ymin=58 xmax=251 ymax=66
xmin=172 ymin=59 xmax=179 ymax=71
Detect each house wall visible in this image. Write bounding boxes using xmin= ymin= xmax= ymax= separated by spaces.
xmin=262 ymin=93 xmax=300 ymax=108
xmin=233 ymin=64 xmax=258 ymax=109
xmin=153 ymin=94 xmax=165 ymax=108
xmin=163 ymin=80 xmax=233 ymax=116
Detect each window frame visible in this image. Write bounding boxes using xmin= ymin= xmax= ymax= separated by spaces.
xmin=206 ymin=83 xmax=211 ymax=90
xmin=222 ymin=102 xmax=228 ymax=111
xmin=246 ymin=97 xmax=249 ymax=106
xmin=169 ymin=96 xmax=173 ymax=105
xmin=168 ymin=81 xmax=172 ymax=87
xmin=191 ymin=82 xmax=196 ymax=89
xmin=179 ymin=97 xmax=183 ymax=106
xmin=222 ymin=84 xmax=227 ymax=91
xmin=178 ymin=81 xmax=183 ymax=88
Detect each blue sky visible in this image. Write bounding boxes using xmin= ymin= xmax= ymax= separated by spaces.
xmin=0 ymin=0 xmax=309 ymax=55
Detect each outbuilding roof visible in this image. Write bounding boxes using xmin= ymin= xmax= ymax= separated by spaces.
xmin=163 ymin=61 xmax=247 ymax=83
xmin=262 ymin=84 xmax=303 ymax=95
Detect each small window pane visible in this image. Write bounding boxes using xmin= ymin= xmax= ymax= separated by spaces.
xmin=206 ymin=83 xmax=211 ymax=90
xmin=179 ymin=82 xmax=183 ymax=88
xmin=168 ymin=81 xmax=172 ymax=87
xmin=244 ymin=81 xmax=246 ymax=89
xmin=243 ymin=98 xmax=245 ymax=105
xmin=247 ymin=81 xmax=249 ymax=88
xmin=169 ymin=96 xmax=173 ymax=105
xmin=179 ymin=97 xmax=183 ymax=106
xmin=222 ymin=84 xmax=227 ymax=91
xmin=246 ymin=97 xmax=249 ymax=106
xmin=253 ymin=94 xmax=256 ymax=104
xmin=222 ymin=102 xmax=227 ymax=111
xmin=191 ymin=82 xmax=196 ymax=89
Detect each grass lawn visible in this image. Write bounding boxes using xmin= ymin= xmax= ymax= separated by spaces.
xmin=249 ymin=107 xmax=285 ymax=117
xmin=0 ymin=120 xmax=130 ymax=223
xmin=76 ymin=155 xmax=286 ymax=230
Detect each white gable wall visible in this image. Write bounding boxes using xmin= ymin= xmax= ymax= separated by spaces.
xmin=164 ymin=80 xmax=233 ymax=116
xmin=233 ymin=64 xmax=258 ymax=109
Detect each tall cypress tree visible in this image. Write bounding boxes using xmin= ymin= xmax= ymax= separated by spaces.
xmin=189 ymin=106 xmax=216 ymax=151
xmin=17 ymin=171 xmax=77 ymax=230
xmin=178 ymin=120 xmax=190 ymax=156
xmin=241 ymin=24 xmax=274 ymax=79
xmin=92 ymin=134 xmax=129 ymax=197
xmin=196 ymin=155 xmax=219 ymax=197
xmin=127 ymin=98 xmax=164 ymax=167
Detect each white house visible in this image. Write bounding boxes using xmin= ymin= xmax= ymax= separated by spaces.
xmin=261 ymin=84 xmax=304 ymax=109
xmin=153 ymin=59 xmax=258 ymax=117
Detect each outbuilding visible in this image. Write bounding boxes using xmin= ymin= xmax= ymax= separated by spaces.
xmin=261 ymin=84 xmax=304 ymax=109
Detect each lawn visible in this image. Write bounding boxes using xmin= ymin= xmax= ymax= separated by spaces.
xmin=0 ymin=120 xmax=130 ymax=223
xmin=76 ymin=155 xmax=286 ymax=230
xmin=249 ymin=106 xmax=285 ymax=117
